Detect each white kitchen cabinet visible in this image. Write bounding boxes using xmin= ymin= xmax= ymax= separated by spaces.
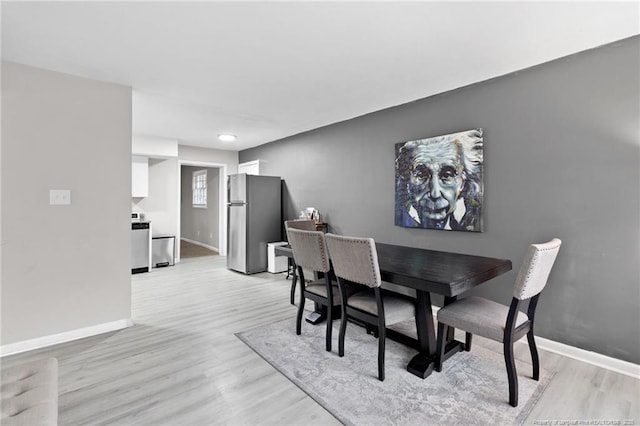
xmin=132 ymin=155 xmax=149 ymax=197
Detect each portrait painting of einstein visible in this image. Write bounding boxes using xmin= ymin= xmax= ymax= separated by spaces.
xmin=395 ymin=128 xmax=484 ymax=232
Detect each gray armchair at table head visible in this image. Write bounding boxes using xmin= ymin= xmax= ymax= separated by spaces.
xmin=435 ymin=238 xmax=562 ymax=407
xmin=284 ymin=219 xmax=318 ymax=305
xmin=325 ymin=233 xmax=417 ymax=381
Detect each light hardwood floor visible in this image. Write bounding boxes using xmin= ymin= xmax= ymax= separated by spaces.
xmin=2 ymin=256 xmax=638 ymax=425
xmin=180 ymin=240 xmax=218 ymax=258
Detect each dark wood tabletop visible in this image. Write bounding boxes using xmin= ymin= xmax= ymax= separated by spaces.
xmin=375 ymin=243 xmax=512 ymax=297
xmin=276 ymin=242 xmax=512 ymax=297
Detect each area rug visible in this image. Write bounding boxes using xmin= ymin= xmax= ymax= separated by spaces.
xmin=236 ymin=318 xmax=554 ymax=425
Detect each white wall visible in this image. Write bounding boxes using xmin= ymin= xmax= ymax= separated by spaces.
xmin=178 ymin=146 xmax=238 ymax=174
xmin=132 ymin=157 xmax=179 ymax=237
xmin=132 ymin=135 xmax=178 ymax=158
xmin=1 ymin=62 xmax=132 ymax=348
xmin=131 ymin=135 xmax=179 ymax=240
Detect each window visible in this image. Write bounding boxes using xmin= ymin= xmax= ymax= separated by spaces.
xmin=192 ymin=170 xmax=207 ymax=208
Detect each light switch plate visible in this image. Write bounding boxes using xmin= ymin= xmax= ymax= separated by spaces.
xmin=50 ymin=189 xmax=71 ymax=205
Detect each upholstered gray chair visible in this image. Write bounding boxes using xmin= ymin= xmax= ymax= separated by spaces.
xmin=287 ymin=228 xmax=340 ymax=352
xmin=435 ymin=238 xmax=562 ymax=407
xmin=325 ymin=233 xmax=417 ymax=381
xmin=285 ymin=219 xmax=317 ymax=305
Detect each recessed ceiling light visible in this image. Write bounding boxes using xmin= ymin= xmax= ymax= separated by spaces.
xmin=218 ymin=134 xmax=236 ymax=142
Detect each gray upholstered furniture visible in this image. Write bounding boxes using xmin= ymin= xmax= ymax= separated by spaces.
xmin=435 ymin=238 xmax=562 ymax=407
xmin=1 ymin=357 xmax=58 ymax=426
xmin=284 ymin=219 xmax=317 ymax=305
xmin=325 ymin=233 xmax=416 ymax=381
xmin=287 ymin=228 xmax=340 ymax=352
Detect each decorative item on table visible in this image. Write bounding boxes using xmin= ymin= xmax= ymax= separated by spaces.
xmin=305 ymin=207 xmax=320 ymax=222
xmin=394 ymin=128 xmax=484 ymax=232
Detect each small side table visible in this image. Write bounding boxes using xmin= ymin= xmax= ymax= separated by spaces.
xmin=315 ymin=222 xmax=328 ymax=232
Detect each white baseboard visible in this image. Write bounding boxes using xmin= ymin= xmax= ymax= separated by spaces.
xmin=180 ymin=237 xmax=218 ymax=252
xmin=531 ymin=336 xmax=640 ymax=379
xmin=430 ymin=305 xmax=639 ymax=379
xmin=0 ymin=318 xmax=134 ymax=357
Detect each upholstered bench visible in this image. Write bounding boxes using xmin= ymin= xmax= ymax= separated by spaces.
xmin=1 ymin=357 xmax=58 ymax=426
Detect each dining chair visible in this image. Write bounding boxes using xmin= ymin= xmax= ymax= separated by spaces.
xmin=325 ymin=233 xmax=417 ymax=381
xmin=284 ymin=219 xmax=317 ymax=305
xmin=434 ymin=238 xmax=562 ymax=407
xmin=287 ymin=228 xmax=340 ymax=352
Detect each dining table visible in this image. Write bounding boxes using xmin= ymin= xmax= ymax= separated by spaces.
xmin=275 ymin=242 xmax=512 ymax=379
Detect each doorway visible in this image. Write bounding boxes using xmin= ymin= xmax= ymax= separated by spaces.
xmin=177 ymin=161 xmax=227 ymax=261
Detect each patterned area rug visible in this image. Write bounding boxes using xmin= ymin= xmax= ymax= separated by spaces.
xmin=237 ymin=318 xmax=553 ymax=425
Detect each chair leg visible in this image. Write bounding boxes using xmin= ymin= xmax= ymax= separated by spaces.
xmin=527 ymin=330 xmax=540 ymax=380
xmin=435 ymin=322 xmax=447 ymax=372
xmin=325 ymin=303 xmax=333 ymax=352
xmin=296 ymin=289 xmax=305 ymax=336
xmin=338 ymin=306 xmax=347 ymax=357
xmin=504 ymin=337 xmax=519 ymax=407
xmin=290 ymin=266 xmax=298 ymax=305
xmin=465 ymin=332 xmax=473 ymax=351
xmin=378 ymin=321 xmax=386 ymax=381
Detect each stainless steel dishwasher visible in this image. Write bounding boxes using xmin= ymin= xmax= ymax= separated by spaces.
xmin=131 ymin=222 xmax=150 ymax=274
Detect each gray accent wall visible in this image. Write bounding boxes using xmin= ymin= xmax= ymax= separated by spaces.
xmin=240 ymin=37 xmax=640 ymax=363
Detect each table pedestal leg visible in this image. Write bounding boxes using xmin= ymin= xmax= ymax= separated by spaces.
xmin=406 ymin=291 xmax=437 ymax=379
xmin=407 ymin=353 xmax=435 ymax=379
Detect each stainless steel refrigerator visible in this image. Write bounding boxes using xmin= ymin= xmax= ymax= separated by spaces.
xmin=227 ymin=174 xmax=282 ymax=274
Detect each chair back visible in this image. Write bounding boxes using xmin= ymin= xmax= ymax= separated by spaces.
xmin=285 ymin=219 xmax=316 ymax=240
xmin=285 ymin=219 xmax=316 ymax=231
xmin=513 ymin=238 xmax=562 ymax=300
xmin=325 ymin=233 xmax=381 ymax=288
xmin=287 ymin=229 xmax=331 ymax=273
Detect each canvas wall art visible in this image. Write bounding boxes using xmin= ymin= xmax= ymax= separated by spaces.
xmin=395 ymin=128 xmax=484 ymax=232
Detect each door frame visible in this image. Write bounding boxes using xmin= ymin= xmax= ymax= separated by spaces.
xmin=177 ymin=160 xmax=228 ymax=261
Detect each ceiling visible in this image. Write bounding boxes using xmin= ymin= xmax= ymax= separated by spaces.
xmin=2 ymin=2 xmax=638 ymax=152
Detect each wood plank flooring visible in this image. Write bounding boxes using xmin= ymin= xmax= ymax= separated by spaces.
xmin=2 ymin=256 xmax=638 ymax=425
xmin=180 ymin=240 xmax=218 ymax=258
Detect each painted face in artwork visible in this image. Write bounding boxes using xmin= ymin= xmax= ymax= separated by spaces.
xmin=407 ymin=141 xmax=465 ymax=224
